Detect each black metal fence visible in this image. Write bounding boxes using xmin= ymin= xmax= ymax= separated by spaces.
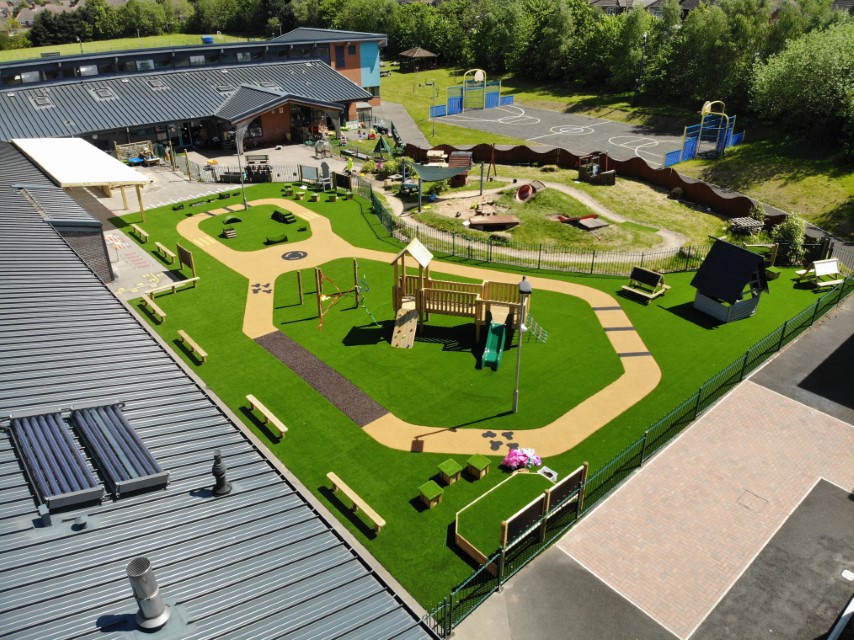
xmin=426 ymin=277 xmax=853 ymax=638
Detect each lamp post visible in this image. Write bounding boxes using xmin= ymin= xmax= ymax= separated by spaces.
xmin=76 ymin=37 xmax=83 ymax=54
xmin=233 ymin=130 xmax=249 ymax=211
xmin=631 ymin=31 xmax=648 ymax=108
xmin=512 ymin=276 xmax=532 ymax=414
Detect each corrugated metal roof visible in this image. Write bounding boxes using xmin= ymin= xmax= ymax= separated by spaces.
xmin=272 ymin=27 xmax=387 ymax=45
xmin=0 ymin=60 xmax=371 ymax=141
xmin=215 ymin=84 xmax=343 ymax=123
xmin=0 ymin=142 xmax=435 ymax=640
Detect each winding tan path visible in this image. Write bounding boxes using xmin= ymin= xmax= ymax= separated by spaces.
xmin=176 ymin=198 xmax=662 ymax=456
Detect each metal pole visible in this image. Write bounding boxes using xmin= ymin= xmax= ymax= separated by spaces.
xmin=512 ymin=277 xmax=532 ymax=414
xmin=631 ymin=31 xmax=648 ymax=108
xmin=234 ymin=130 xmax=249 ymax=210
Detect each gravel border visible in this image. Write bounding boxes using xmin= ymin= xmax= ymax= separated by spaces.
xmin=255 ymin=332 xmax=388 ymax=427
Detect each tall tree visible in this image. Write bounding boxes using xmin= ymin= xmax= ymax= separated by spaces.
xmin=752 ymin=22 xmax=854 ymax=156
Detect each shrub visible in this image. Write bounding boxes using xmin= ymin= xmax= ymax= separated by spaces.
xmin=770 ymin=213 xmax=806 ymax=265
xmin=427 ymin=180 xmax=449 ymax=196
xmin=669 ymin=187 xmax=683 ymax=200
xmin=360 ymin=159 xmax=377 ymax=174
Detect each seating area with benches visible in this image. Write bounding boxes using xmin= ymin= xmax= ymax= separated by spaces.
xmin=245 ymin=394 xmax=288 ymax=437
xmin=155 ymin=241 xmax=176 ymax=264
xmin=140 ymin=294 xmax=166 ymax=322
xmin=327 ymin=471 xmax=386 ymax=533
xmin=272 ymin=210 xmax=297 ymax=224
xmin=130 ymin=223 xmax=149 ymax=243
xmin=245 ymin=154 xmax=269 ymax=165
xmin=177 ymin=329 xmax=207 ymax=363
xmin=621 ymin=266 xmax=671 ymax=304
xmin=796 ymin=258 xmax=844 ymax=289
xmin=149 ymin=276 xmax=199 ymax=296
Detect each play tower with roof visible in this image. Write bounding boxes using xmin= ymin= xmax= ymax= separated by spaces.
xmin=389 ymin=239 xmax=529 ymax=357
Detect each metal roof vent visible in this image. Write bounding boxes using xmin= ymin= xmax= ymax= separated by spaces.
xmin=126 ymin=557 xmax=171 ymax=631
xmin=212 ymin=449 xmax=232 ymax=496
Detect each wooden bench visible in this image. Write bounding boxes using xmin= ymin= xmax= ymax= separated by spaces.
xmin=155 ymin=241 xmax=176 ymax=264
xmin=246 ymin=394 xmax=288 ymax=437
xmin=130 ymin=223 xmax=149 ymax=243
xmin=621 ymin=266 xmax=671 ymax=304
xmin=326 ymin=472 xmax=386 ymax=533
xmin=140 ymin=294 xmax=166 ymax=322
xmin=150 ymin=277 xmax=199 ymax=297
xmin=177 ymin=329 xmax=207 ymax=363
xmin=796 ymin=258 xmax=843 ymax=288
xmin=246 ymin=154 xmax=269 ymax=165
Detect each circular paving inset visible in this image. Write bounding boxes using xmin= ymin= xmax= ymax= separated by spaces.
xmin=282 ymin=251 xmax=308 ymax=261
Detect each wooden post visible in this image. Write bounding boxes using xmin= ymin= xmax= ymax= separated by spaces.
xmin=135 ymin=184 xmax=145 ymax=223
xmin=120 ymin=185 xmax=128 ymax=210
xmin=315 ymin=268 xmax=323 ymax=319
xmin=183 ymin=150 xmax=190 ymax=180
xmin=297 ymin=271 xmax=303 ymax=305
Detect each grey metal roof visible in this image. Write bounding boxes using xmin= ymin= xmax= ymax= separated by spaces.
xmin=215 ymin=84 xmax=342 ymax=124
xmin=0 ymin=142 xmax=435 ymax=639
xmin=272 ymin=27 xmax=387 ymax=45
xmin=19 ymin=183 xmax=101 ymax=225
xmin=0 ymin=60 xmax=371 ymax=141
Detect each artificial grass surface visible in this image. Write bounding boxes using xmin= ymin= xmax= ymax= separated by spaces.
xmin=457 ymin=471 xmax=553 ymax=555
xmin=115 ymin=182 xmax=827 ymax=609
xmin=197 ymin=202 xmax=312 ymax=250
xmin=274 ymin=258 xmax=623 ymax=429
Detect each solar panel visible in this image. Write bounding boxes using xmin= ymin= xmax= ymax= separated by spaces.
xmin=70 ymin=404 xmax=169 ymax=497
xmin=9 ymin=412 xmax=104 ymax=510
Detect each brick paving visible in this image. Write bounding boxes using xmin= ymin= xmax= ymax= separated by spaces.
xmin=558 ymin=381 xmax=854 ymax=639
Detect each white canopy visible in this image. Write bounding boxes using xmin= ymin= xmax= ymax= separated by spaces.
xmin=12 ymin=138 xmax=151 ymax=188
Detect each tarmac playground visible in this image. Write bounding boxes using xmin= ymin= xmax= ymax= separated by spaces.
xmin=438 ymin=104 xmax=686 ymax=167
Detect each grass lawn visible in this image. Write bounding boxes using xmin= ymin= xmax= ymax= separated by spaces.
xmin=197 ymin=202 xmax=312 ymax=250
xmin=456 ymin=471 xmax=553 ymax=555
xmin=0 ymin=33 xmax=249 ymax=62
xmin=115 ymin=182 xmax=826 ymax=608
xmin=414 ymin=187 xmax=662 ymax=250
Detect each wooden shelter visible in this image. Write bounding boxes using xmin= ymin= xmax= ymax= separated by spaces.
xmin=690 ymin=239 xmax=769 ymax=323
xmin=398 ymin=47 xmax=438 ymax=72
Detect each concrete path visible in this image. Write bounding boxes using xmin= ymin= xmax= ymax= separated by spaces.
xmin=174 ymin=197 xmax=662 ymax=457
xmin=372 ymin=101 xmax=430 ymax=147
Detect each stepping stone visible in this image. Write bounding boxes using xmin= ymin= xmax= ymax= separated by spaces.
xmin=482 ymin=431 xmax=497 ymax=439
xmin=502 ymin=431 xmax=514 ymax=440
xmin=507 ymin=442 xmax=519 ymax=450
xmin=489 ymin=440 xmax=502 ymax=451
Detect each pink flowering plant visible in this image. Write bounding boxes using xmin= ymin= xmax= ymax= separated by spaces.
xmin=501 ymin=448 xmax=542 ymax=470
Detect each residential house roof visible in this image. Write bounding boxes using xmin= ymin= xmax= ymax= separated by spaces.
xmin=0 ymin=140 xmax=435 ymax=640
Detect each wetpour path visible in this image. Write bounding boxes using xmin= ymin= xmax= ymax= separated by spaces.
xmin=255 ymin=331 xmax=388 ymax=427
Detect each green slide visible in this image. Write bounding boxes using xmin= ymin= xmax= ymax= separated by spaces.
xmin=482 ymin=322 xmax=508 ymax=371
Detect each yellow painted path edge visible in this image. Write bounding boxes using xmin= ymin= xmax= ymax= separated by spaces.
xmin=176 ymin=198 xmax=661 ymax=457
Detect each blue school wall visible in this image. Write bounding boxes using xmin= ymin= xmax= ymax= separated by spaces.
xmin=360 ymin=41 xmax=380 ymax=89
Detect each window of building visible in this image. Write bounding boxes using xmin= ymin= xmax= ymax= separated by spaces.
xmin=78 ymin=65 xmax=98 ymax=77
xmin=20 ymin=71 xmax=40 ymax=83
xmin=335 ymin=46 xmax=346 ymax=68
xmin=189 ymin=55 xmax=206 ymax=67
xmin=236 ymin=52 xmax=251 ymax=63
xmin=136 ymin=59 xmax=155 ymax=71
xmin=348 ymin=45 xmax=356 ymax=56
xmin=365 ymin=86 xmax=380 ymax=97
